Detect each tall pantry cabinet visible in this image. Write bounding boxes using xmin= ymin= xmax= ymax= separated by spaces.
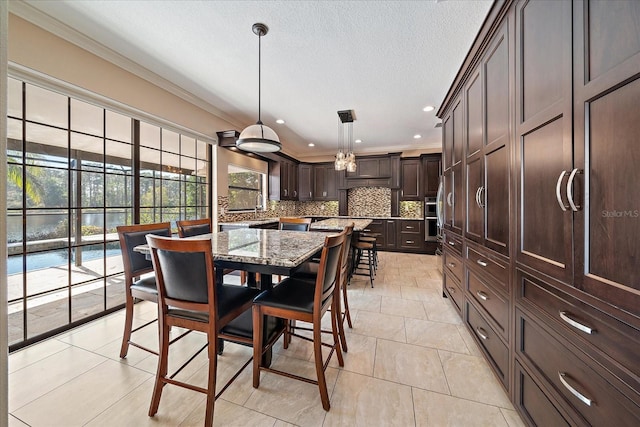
xmin=439 ymin=1 xmax=640 ymax=425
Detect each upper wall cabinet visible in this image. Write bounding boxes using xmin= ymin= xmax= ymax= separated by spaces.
xmin=422 ymin=154 xmax=442 ymax=198
xmin=341 ymin=154 xmax=401 ymax=189
xmin=268 ymin=156 xmax=298 ymax=201
xmin=298 ymin=163 xmax=337 ymax=201
xmin=400 ymin=158 xmax=421 ymax=200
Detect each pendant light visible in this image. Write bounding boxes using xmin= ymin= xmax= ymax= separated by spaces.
xmin=335 ymin=110 xmax=356 ymax=171
xmin=236 ymin=23 xmax=281 ymax=153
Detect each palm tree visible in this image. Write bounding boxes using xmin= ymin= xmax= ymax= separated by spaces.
xmin=7 ymin=156 xmax=44 ymax=205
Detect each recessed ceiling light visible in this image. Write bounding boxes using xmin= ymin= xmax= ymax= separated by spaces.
xmin=423 ymin=105 xmax=435 ymax=112
xmin=355 ymin=139 xmax=362 ymax=143
xmin=308 ymin=143 xmax=315 ymax=147
xmin=276 ymin=119 xmax=285 ymax=124
xmin=413 ymin=134 xmax=422 ymax=139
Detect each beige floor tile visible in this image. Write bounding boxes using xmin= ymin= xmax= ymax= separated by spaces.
xmin=85 ymin=376 xmax=204 ymax=426
xmin=133 ymin=330 xmax=209 ymax=375
xmin=415 ymin=278 xmax=443 ymax=291
xmin=373 ymin=339 xmax=449 ymax=393
xmin=366 ymin=283 xmax=403 ymax=299
xmin=274 ymin=421 xmax=297 ymax=427
xmin=439 ymin=350 xmax=512 ymax=408
xmin=323 ymin=370 xmax=415 ymax=426
xmin=243 ymin=354 xmax=339 ymax=426
xmin=351 ymin=311 xmax=406 ymax=342
xmin=14 ymin=359 xmax=151 ymax=426
xmin=346 ymin=291 xmax=381 ymax=313
xmin=325 ymin=331 xmax=377 ymax=376
xmin=57 ymin=310 xmax=147 ymax=351
xmin=380 ymin=296 xmax=428 ymax=320
xmin=180 ymin=398 xmax=278 ymax=427
xmin=9 ymin=346 xmax=107 ymax=411
xmin=501 ymin=408 xmax=527 ymax=427
xmin=413 ymin=388 xmax=509 ymax=427
xmin=8 ymin=338 xmax=70 ymax=373
xmin=400 ymin=286 xmax=441 ymax=302
xmin=8 ymin=415 xmax=29 ymax=427
xmin=423 ymin=298 xmax=463 ymax=325
xmin=405 ymin=318 xmax=469 ymax=353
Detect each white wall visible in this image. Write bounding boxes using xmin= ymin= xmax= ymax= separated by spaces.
xmin=1 ymin=2 xmax=9 ymax=425
xmin=215 ymin=146 xmax=268 ymax=197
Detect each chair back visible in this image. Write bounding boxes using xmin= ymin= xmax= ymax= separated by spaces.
xmin=279 ymin=217 xmax=312 ymax=231
xmin=341 ymin=223 xmax=355 ymax=285
xmin=314 ymin=229 xmax=347 ymax=310
xmin=146 ymin=235 xmax=215 ymax=313
xmin=177 ymin=218 xmax=212 ymax=238
xmin=117 ymin=222 xmax=171 ymax=279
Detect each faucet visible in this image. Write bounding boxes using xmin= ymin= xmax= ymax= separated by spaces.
xmin=255 ymin=193 xmax=264 ymax=219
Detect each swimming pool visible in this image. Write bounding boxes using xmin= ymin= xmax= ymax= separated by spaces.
xmin=7 ymin=248 xmax=121 ymax=275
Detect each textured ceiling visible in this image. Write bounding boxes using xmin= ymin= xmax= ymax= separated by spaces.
xmin=20 ymin=0 xmax=492 ymax=160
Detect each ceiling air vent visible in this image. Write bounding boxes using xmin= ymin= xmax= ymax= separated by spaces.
xmin=434 ymin=122 xmax=443 ymax=128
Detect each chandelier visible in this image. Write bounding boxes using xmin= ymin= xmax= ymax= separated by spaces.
xmin=335 ymin=110 xmax=356 ymax=172
xmin=236 ymin=23 xmax=281 ymax=153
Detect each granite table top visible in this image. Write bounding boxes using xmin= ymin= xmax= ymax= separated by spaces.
xmin=218 ymin=218 xmax=280 ymax=227
xmin=135 ymin=229 xmax=328 ymax=269
xmin=309 ymin=218 xmax=372 ymax=232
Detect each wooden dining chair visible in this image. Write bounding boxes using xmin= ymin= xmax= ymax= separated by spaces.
xmin=146 ymin=234 xmax=266 ymax=427
xmin=290 ymin=223 xmax=354 ymax=352
xmin=176 ymin=218 xmax=211 ymax=238
xmin=252 ymin=228 xmax=346 ymax=411
xmin=278 ymin=217 xmax=312 ymax=231
xmin=116 ymin=222 xmax=172 ymax=358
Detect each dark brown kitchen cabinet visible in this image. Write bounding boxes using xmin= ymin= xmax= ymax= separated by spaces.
xmin=465 ymin=22 xmax=510 ymax=257
xmin=437 ymin=0 xmax=640 ymax=424
xmin=298 ymin=163 xmax=337 ymax=201
xmin=269 ymin=157 xmax=298 ymax=201
xmin=298 ymin=164 xmax=313 ymax=201
xmin=422 ymin=154 xmax=442 ymax=197
xmin=398 ymin=220 xmax=424 ymax=252
xmin=400 ymin=158 xmax=421 ymax=200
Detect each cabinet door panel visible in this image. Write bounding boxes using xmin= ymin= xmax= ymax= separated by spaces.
xmin=466 ymin=72 xmax=483 ymax=157
xmin=453 ymin=163 xmax=464 ymax=234
xmin=444 ymin=114 xmax=453 ymax=170
xmin=324 ymin=166 xmax=337 ymax=200
xmin=466 ymin=155 xmax=483 ymax=243
xmin=453 ymin=101 xmax=464 ymax=165
xmin=519 ymin=118 xmax=572 ymax=282
xmin=485 ymin=28 xmax=509 ymax=148
xmin=444 ymin=169 xmax=454 ymax=230
xmin=298 ymin=164 xmax=312 ymax=201
xmin=521 ymin=0 xmax=565 ymax=121
xmin=401 ymin=159 xmax=420 ymax=200
xmin=314 ymin=165 xmax=326 ymax=200
xmin=587 ymin=0 xmax=640 ymax=81
xmin=485 ymin=144 xmax=509 ymax=255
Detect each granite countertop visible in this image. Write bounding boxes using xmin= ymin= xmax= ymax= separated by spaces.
xmin=310 ymin=218 xmax=373 ymax=232
xmin=218 ymin=218 xmax=280 ymax=227
xmin=307 ymin=215 xmax=423 ymax=221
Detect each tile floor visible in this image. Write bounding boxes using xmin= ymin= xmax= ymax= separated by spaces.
xmin=8 ymin=252 xmax=525 ymax=427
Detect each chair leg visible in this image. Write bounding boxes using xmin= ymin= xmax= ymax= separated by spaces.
xmin=204 ymin=335 xmax=218 ymax=427
xmin=331 ymin=297 xmax=345 ymax=368
xmin=120 ymin=291 xmax=135 ymax=358
xmin=252 ymin=305 xmax=264 ymax=388
xmin=335 ymin=284 xmax=348 ymax=353
xmin=342 ymin=279 xmax=353 ymax=329
xmin=240 ymin=271 xmax=247 ymax=285
xmin=368 ymin=250 xmax=375 ymax=288
xmin=148 ymin=319 xmax=170 ymax=416
xmin=313 ymin=318 xmax=331 ymax=411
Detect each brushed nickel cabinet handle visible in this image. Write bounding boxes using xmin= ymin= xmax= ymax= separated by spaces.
xmin=478 ymin=186 xmax=485 ymax=208
xmin=558 ymin=372 xmax=593 ymax=407
xmin=476 ymin=327 xmax=488 ymax=340
xmin=447 ymin=262 xmax=455 ymax=268
xmin=567 ymin=168 xmax=583 ymax=212
xmin=559 ymin=311 xmax=595 ymax=335
xmin=448 ymin=287 xmax=456 ymax=294
xmin=447 ymin=192 xmax=453 ymax=207
xmin=448 ymin=240 xmax=455 ymax=246
xmin=406 ymin=240 xmax=414 ymax=244
xmin=475 ymin=186 xmax=482 ymax=208
xmin=477 ymin=259 xmax=488 ymax=267
xmin=476 ymin=291 xmax=489 ymax=301
xmin=406 ymin=226 xmax=414 ymax=229
xmin=556 ymin=170 xmax=569 ymax=211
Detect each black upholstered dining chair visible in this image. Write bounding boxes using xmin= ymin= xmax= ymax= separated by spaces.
xmin=176 ymin=218 xmax=212 ymax=238
xmin=116 ymin=222 xmax=172 ymax=358
xmin=291 ymin=223 xmax=354 ymax=352
xmin=278 ymin=216 xmax=312 ymax=231
xmin=145 ymin=234 xmax=270 ymax=427
xmin=251 ymin=228 xmax=346 ymax=411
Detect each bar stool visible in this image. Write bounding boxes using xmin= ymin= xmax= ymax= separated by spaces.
xmin=358 ymin=234 xmax=378 ymax=273
xmin=352 ymin=239 xmax=375 ymax=288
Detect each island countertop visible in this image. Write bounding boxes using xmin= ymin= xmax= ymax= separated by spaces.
xmin=309 ymin=218 xmax=372 ymax=232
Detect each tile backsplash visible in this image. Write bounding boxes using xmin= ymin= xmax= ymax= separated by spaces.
xmin=347 ymin=187 xmax=391 ymax=217
xmin=218 ymin=187 xmax=422 ymax=222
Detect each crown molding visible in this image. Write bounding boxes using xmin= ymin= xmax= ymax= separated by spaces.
xmin=8 ymin=0 xmax=242 ymax=129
